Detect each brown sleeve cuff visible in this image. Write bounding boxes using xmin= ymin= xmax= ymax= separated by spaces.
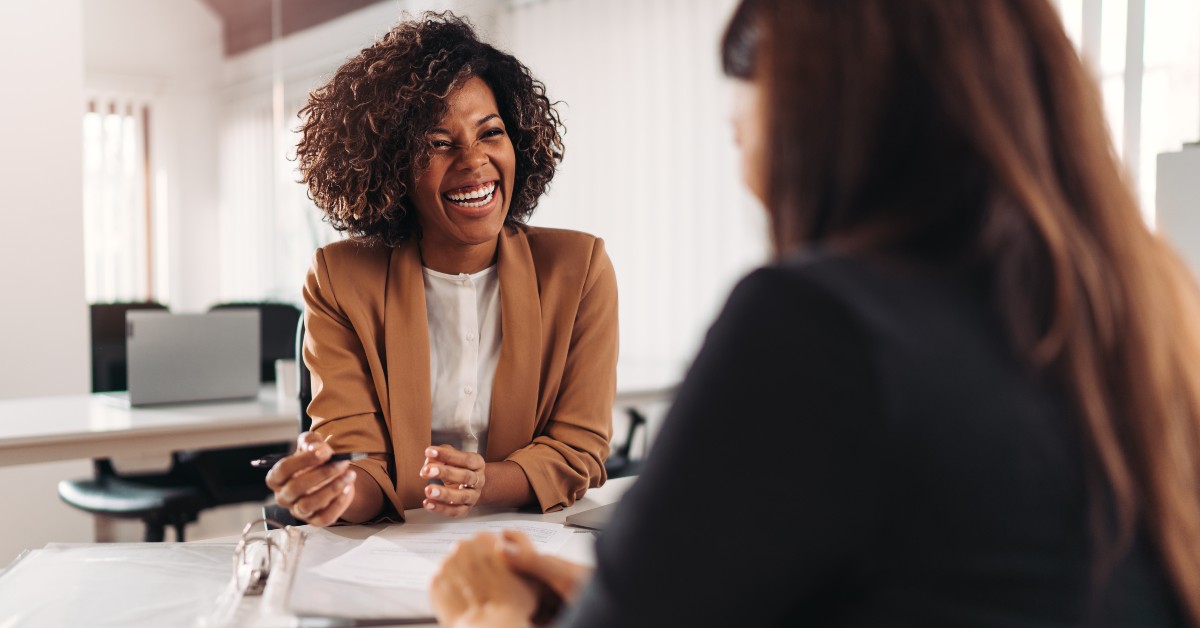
xmin=347 ymin=456 xmax=406 ymax=523
xmin=506 ymin=442 xmax=603 ymax=513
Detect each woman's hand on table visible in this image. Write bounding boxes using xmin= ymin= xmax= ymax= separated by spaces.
xmin=431 ymin=532 xmax=538 ymax=628
xmin=498 ymin=530 xmax=592 ymax=606
xmin=431 ymin=530 xmax=592 ymax=627
xmin=265 ymin=432 xmax=356 ymax=526
xmin=421 ymin=445 xmax=486 ymax=517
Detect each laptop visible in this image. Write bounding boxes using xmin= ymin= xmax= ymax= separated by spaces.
xmin=105 ymin=310 xmax=262 ymax=406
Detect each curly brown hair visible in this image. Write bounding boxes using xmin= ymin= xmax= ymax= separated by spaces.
xmin=296 ymin=12 xmax=564 ymax=246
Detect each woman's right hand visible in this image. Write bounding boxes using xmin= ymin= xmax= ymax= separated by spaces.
xmin=265 ymin=432 xmax=357 ymax=527
xmin=499 ymin=530 xmax=592 ymax=606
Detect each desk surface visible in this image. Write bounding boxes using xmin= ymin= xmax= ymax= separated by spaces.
xmin=248 ymin=475 xmax=637 ymax=627
xmin=0 ymin=361 xmax=680 ymax=470
xmin=0 ymin=477 xmax=637 ymax=628
xmin=0 ymin=387 xmax=297 ymax=467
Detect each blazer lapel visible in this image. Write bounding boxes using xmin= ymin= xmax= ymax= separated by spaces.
xmin=384 ymin=242 xmax=432 ymax=508
xmin=487 ymin=227 xmax=542 ymax=461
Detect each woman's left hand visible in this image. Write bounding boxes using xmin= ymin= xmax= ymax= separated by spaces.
xmin=431 ymin=532 xmax=538 ymax=628
xmin=421 ymin=445 xmax=486 ymax=517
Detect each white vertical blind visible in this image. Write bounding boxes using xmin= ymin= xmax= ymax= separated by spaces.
xmin=1055 ymin=0 xmax=1200 ymax=225
xmin=505 ymin=0 xmax=768 ymax=372
xmin=217 ymin=94 xmax=337 ymax=307
xmin=82 ymin=94 xmax=152 ymax=303
xmin=1140 ymin=0 xmax=1200 ymax=225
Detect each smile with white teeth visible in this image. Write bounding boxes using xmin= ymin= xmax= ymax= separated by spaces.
xmin=443 ymin=182 xmax=497 ymax=208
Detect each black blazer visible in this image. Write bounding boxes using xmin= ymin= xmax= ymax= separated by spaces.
xmin=562 ymin=250 xmax=1183 ymax=627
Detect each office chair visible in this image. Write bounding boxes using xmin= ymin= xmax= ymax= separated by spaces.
xmin=60 ymin=302 xmax=209 ymax=542
xmin=264 ymin=316 xmax=310 ymax=528
xmin=167 ymin=303 xmax=301 ymax=525
xmin=59 ymin=302 xmax=298 ymax=541
xmin=605 ymin=408 xmax=648 ymax=479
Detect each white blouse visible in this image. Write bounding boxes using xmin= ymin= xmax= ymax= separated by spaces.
xmin=423 ymin=265 xmax=502 ymax=454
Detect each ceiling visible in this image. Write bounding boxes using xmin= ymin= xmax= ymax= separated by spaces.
xmin=199 ymin=0 xmax=387 ymax=56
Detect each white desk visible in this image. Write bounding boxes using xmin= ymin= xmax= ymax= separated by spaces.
xmin=0 ymin=476 xmax=637 ymax=628
xmin=0 ymin=365 xmax=677 ymax=470
xmin=250 ymin=475 xmax=636 ymax=627
xmin=0 ymin=387 xmax=297 ymax=467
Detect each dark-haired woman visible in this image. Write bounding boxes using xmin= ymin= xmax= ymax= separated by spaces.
xmin=265 ymin=13 xmax=617 ymax=526
xmin=430 ymin=0 xmax=1200 ymax=625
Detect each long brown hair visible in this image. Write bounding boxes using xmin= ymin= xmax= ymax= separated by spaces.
xmin=727 ymin=0 xmax=1200 ymax=622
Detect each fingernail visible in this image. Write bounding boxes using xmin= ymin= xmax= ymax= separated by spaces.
xmin=430 ymin=488 xmax=441 ymax=498
xmin=428 ymin=466 xmax=439 ymax=477
xmin=342 ymin=485 xmax=352 ymax=494
xmin=425 ymin=501 xmax=436 ymax=511
xmin=425 ymin=448 xmax=438 ymax=458
xmin=501 ymin=541 xmax=518 ymax=555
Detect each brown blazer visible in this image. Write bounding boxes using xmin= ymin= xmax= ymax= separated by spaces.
xmin=302 ymin=225 xmax=617 ymax=518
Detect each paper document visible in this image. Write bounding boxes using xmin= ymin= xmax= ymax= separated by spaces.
xmin=309 ymin=520 xmax=573 ymax=590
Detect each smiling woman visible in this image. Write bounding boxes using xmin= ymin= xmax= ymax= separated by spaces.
xmin=410 ymin=77 xmax=518 ymax=275
xmin=266 ymin=12 xmax=618 ymax=527
xmin=296 ymin=13 xmax=563 ymax=250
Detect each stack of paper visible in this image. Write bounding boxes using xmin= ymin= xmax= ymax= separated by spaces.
xmin=289 ymin=520 xmax=574 ymax=621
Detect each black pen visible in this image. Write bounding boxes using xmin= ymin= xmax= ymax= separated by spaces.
xmin=249 ymin=451 xmax=368 ymax=468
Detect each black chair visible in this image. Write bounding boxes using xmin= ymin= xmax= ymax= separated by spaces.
xmin=61 ymin=303 xmax=209 ymax=542
xmin=264 ymin=316 xmax=310 ymax=528
xmin=298 ymin=317 xmax=313 ymax=433
xmin=173 ymin=303 xmax=303 ymax=514
xmin=605 ymin=408 xmax=649 ymax=479
xmin=59 ymin=303 xmax=298 ymax=541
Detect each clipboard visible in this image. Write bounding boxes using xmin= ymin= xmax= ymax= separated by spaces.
xmin=206 ymin=518 xmax=306 ymax=626
xmin=205 ymin=519 xmax=439 ymax=626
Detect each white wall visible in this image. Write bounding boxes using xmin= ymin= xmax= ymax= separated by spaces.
xmin=0 ymin=0 xmax=96 ymax=565
xmin=508 ymin=0 xmax=768 ymax=371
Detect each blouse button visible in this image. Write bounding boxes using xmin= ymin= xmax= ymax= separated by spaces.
xmin=463 ymin=384 xmax=474 ymax=396
xmin=465 ymin=331 xmax=477 ymax=342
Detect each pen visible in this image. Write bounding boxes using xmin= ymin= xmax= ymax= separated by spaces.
xmin=249 ymin=451 xmax=368 ymax=468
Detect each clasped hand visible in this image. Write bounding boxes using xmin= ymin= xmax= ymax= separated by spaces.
xmin=431 ymin=530 xmax=592 ymax=627
xmin=420 ymin=445 xmax=487 ymax=517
